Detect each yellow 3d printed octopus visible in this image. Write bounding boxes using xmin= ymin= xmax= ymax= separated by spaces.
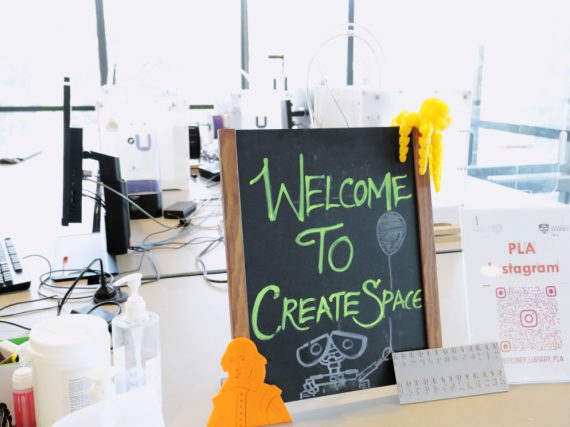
xmin=391 ymin=98 xmax=452 ymax=192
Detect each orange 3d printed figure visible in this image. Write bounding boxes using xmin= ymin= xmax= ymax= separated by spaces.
xmin=207 ymin=337 xmax=292 ymax=427
xmin=391 ymin=98 xmax=452 ymax=192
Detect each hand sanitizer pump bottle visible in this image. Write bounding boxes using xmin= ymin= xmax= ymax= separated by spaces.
xmin=112 ymin=273 xmax=162 ymax=400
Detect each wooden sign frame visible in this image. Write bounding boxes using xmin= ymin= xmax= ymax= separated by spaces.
xmin=219 ymin=127 xmax=442 ymax=349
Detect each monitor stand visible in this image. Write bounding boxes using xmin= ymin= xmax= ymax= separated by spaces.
xmin=51 ymin=233 xmax=118 ymax=283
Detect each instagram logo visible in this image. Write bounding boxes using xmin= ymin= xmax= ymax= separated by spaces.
xmin=520 ymin=309 xmax=538 ymax=328
xmin=496 ymin=288 xmax=506 ymax=299
xmin=546 ymin=286 xmax=557 ymax=297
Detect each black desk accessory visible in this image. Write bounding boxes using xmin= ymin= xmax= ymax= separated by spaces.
xmin=0 ymin=151 xmax=42 ymax=165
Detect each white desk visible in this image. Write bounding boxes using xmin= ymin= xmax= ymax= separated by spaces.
xmin=1 ymin=153 xmax=569 ymax=426
xmin=4 ymin=272 xmax=568 ymax=427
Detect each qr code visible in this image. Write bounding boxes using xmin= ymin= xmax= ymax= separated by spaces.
xmin=496 ymin=286 xmax=562 ymax=352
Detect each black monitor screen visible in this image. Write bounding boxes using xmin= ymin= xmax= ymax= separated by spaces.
xmin=61 ymin=77 xmax=83 ymax=226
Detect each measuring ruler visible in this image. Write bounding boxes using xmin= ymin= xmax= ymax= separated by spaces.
xmin=392 ymin=342 xmax=509 ymax=404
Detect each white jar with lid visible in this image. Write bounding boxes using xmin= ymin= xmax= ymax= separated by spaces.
xmin=29 ymin=314 xmax=111 ymax=427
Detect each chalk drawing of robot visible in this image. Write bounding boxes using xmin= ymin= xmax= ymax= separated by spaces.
xmin=296 ymin=330 xmax=389 ymax=399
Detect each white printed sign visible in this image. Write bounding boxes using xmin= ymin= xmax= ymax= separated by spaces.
xmin=461 ymin=207 xmax=570 ymax=383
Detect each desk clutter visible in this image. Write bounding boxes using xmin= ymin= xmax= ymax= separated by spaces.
xmin=1 ymin=121 xmax=569 ymax=427
xmin=0 ymin=274 xmax=164 ymax=427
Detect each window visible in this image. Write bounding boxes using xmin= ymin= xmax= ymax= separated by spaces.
xmin=3 ymin=0 xmax=569 ymax=205
xmin=0 ymin=0 xmax=100 ymax=177
xmin=103 ymin=0 xmax=241 ymax=103
xmin=247 ymin=0 xmax=348 ymax=93
xmin=353 ymin=0 xmax=570 ymax=204
xmin=469 ymin=9 xmax=570 ymax=202
xmin=0 ymin=0 xmax=100 ymax=106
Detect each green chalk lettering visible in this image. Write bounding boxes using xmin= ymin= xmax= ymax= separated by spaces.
xmin=382 ymin=289 xmax=395 ymax=307
xmin=412 ymin=289 xmax=423 ymax=308
xmin=344 ymin=291 xmax=360 ymax=316
xmin=393 ymin=290 xmax=407 ymax=310
xmin=367 ymin=174 xmax=392 ymax=211
xmin=329 ymin=291 xmax=346 ymax=320
xmin=305 ymin=175 xmax=325 ymax=215
xmin=249 ymin=155 xmax=305 ymax=222
xmin=353 ymin=278 xmax=384 ymax=328
xmin=327 ymin=235 xmax=354 ymax=272
xmin=249 ymin=158 xmax=412 ymax=220
xmin=405 ymin=290 xmax=415 ymax=308
xmin=251 ymin=278 xmax=425 ymax=339
xmin=339 ymin=178 xmax=355 ymax=208
xmin=325 ymin=176 xmax=340 ymax=210
xmin=251 ymin=284 xmax=281 ymax=341
xmin=316 ymin=296 xmax=333 ymax=322
xmin=281 ymin=298 xmax=308 ymax=332
xmin=392 ymin=174 xmax=412 ymax=208
xmin=299 ymin=297 xmax=317 ymax=324
xmin=353 ymin=180 xmax=368 ymax=207
xmin=295 ymin=223 xmax=346 ymax=274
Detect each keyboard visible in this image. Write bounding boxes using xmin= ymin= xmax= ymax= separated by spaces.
xmin=0 ymin=237 xmax=30 ymax=293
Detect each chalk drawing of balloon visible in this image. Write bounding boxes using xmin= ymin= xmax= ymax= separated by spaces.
xmin=376 ymin=211 xmax=407 ymax=257
xmin=376 ymin=211 xmax=407 ymax=356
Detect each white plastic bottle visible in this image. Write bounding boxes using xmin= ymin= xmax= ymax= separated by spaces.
xmin=12 ymin=366 xmax=36 ymax=427
xmin=111 ymin=273 xmax=162 ymax=400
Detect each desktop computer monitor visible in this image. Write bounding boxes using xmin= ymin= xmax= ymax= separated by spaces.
xmin=56 ymin=77 xmax=131 ymax=286
xmin=61 ymin=77 xmax=83 ymax=226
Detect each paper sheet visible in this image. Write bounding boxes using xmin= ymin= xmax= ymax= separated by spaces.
xmin=461 ymin=207 xmax=570 ymax=383
xmin=52 ymin=386 xmax=165 ymax=427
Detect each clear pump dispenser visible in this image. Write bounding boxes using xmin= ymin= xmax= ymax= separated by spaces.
xmin=111 ymin=273 xmax=162 ymax=400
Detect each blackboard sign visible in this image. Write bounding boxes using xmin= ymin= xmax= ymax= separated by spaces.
xmin=220 ymin=127 xmax=441 ymax=402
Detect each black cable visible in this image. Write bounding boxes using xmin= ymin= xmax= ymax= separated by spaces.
xmin=86 ymin=301 xmax=123 ymax=326
xmin=0 ymin=306 xmax=58 ymax=318
xmin=38 ymin=282 xmax=94 ymax=301
xmin=39 ymin=272 xmax=95 ymax=290
xmin=38 ymin=269 xmax=113 ymax=291
xmin=87 ymin=300 xmax=122 ymax=316
xmin=24 ymin=254 xmax=102 ymax=294
xmin=0 ymin=296 xmax=54 ymax=313
xmin=84 ymin=178 xmax=178 ymax=230
xmin=82 ymin=193 xmax=106 ymax=209
xmin=40 ymin=282 xmax=93 ymax=291
xmin=57 ymin=258 xmax=105 ymax=315
xmin=34 ymin=261 xmax=112 ymax=289
xmin=0 ymin=269 xmax=109 ymax=318
xmin=20 ymin=255 xmax=93 ymax=315
xmin=0 ymin=320 xmax=31 ymax=331
xmin=83 ymin=188 xmax=105 ymax=201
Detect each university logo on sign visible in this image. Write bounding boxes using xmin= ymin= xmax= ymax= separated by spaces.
xmin=539 ymin=224 xmax=549 ymax=234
